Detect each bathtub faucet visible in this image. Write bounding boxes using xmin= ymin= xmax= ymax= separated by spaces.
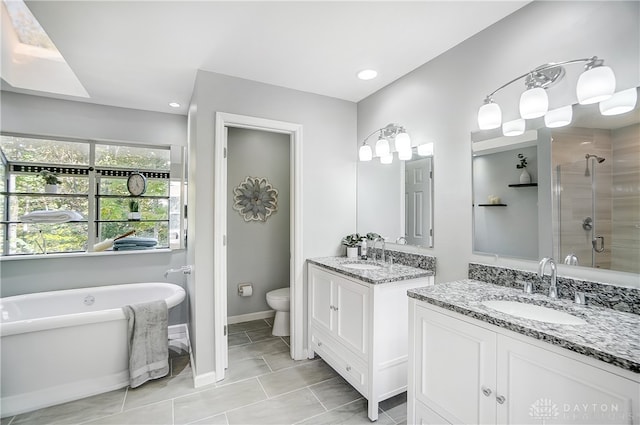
xmin=164 ymin=265 xmax=193 ymax=279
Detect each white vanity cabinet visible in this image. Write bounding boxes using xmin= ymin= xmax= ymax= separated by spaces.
xmin=408 ymin=300 xmax=640 ymax=425
xmin=308 ymin=263 xmax=433 ymax=421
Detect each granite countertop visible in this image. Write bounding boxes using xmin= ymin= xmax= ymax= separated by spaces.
xmin=308 ymin=256 xmax=433 ymax=284
xmin=408 ymin=279 xmax=640 ymax=374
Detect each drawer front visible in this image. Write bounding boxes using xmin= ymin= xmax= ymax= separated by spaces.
xmin=310 ymin=329 xmax=368 ymax=396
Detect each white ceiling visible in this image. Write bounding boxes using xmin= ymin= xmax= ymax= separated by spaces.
xmin=3 ymin=1 xmax=529 ymax=115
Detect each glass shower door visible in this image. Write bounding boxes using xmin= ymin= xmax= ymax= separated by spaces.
xmin=554 ymin=158 xmax=610 ymax=269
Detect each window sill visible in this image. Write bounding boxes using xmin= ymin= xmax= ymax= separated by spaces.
xmin=0 ymin=248 xmax=183 ymax=261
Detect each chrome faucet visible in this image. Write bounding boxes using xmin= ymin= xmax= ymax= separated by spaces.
xmin=537 ymin=257 xmax=558 ymax=299
xmin=395 ymin=236 xmax=407 ymax=245
xmin=372 ymin=237 xmax=386 ymax=263
xmin=165 ymin=265 xmax=193 ymax=278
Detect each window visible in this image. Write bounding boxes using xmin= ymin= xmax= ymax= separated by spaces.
xmin=0 ymin=134 xmax=185 ymax=256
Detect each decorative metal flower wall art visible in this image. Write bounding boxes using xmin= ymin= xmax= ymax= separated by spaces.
xmin=233 ymin=176 xmax=278 ymax=222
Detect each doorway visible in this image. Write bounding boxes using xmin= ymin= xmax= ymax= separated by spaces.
xmin=213 ymin=113 xmax=303 ymax=381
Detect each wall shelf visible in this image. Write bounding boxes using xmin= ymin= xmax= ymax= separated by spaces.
xmin=508 ymin=183 xmax=538 ymax=187
xmin=477 ymin=204 xmax=507 ymax=207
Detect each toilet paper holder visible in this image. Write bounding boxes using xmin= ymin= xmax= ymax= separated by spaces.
xmin=238 ymin=282 xmax=253 ymax=296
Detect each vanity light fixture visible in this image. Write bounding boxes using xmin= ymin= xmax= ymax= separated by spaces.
xmin=478 ymin=56 xmax=617 ymax=134
xmin=359 ymin=123 xmax=411 ymax=163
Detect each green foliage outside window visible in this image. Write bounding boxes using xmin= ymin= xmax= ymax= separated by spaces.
xmin=1 ymin=135 xmax=177 ymax=256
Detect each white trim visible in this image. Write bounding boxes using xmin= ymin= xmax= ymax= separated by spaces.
xmin=193 ymin=371 xmax=217 ymax=388
xmin=227 ymin=310 xmax=275 ymax=325
xmin=214 ymin=113 xmax=304 ymax=382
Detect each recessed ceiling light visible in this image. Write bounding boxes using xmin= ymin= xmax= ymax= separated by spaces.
xmin=357 ymin=69 xmax=378 ymax=81
xmin=168 ymin=102 xmax=181 ymax=108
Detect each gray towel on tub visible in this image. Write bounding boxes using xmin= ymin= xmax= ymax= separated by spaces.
xmin=123 ymin=300 xmax=169 ymax=388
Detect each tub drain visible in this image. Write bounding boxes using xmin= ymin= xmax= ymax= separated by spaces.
xmin=84 ymin=295 xmax=95 ymax=306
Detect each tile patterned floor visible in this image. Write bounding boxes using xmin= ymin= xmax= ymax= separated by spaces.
xmin=1 ymin=319 xmax=407 ymax=425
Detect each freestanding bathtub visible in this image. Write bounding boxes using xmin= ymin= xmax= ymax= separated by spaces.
xmin=0 ymin=282 xmax=186 ymax=417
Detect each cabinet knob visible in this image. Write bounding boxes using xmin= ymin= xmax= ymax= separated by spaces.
xmin=481 ymin=387 xmax=492 ymax=397
xmin=317 ymin=341 xmax=322 ymax=347
xmin=346 ymin=365 xmax=352 ymax=372
xmin=496 ymin=395 xmax=506 ymax=404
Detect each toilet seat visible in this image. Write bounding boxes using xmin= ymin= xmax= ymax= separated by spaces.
xmin=267 ymin=287 xmax=289 ymax=301
xmin=266 ymin=287 xmax=290 ymax=337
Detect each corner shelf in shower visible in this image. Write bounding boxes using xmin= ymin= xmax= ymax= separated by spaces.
xmin=476 ymin=204 xmax=507 ymax=207
xmin=508 ymin=183 xmax=538 ymax=187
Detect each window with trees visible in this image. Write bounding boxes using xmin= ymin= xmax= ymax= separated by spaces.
xmin=0 ymin=134 xmax=185 ymax=256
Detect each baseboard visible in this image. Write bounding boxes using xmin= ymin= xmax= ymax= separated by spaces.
xmin=227 ymin=310 xmax=275 ymax=325
xmin=193 ymin=371 xmax=217 ymax=388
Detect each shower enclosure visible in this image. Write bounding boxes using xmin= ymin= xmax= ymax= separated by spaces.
xmin=553 ymin=155 xmax=611 ymax=269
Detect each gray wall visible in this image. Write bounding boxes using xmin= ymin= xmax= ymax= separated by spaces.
xmin=357 ymin=1 xmax=640 ymax=285
xmin=227 ymin=127 xmax=290 ymax=317
xmin=0 ymin=92 xmax=189 ymax=325
xmin=473 ymin=145 xmax=538 ymax=259
xmin=188 ymin=70 xmax=357 ymax=378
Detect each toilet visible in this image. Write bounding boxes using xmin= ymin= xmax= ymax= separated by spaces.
xmin=266 ymin=287 xmax=290 ymax=336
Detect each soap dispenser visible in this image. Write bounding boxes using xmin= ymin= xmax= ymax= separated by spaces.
xmin=360 ymin=238 xmax=368 ymax=260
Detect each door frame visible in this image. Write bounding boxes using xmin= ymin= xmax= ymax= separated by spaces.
xmin=214 ymin=112 xmax=304 ymax=379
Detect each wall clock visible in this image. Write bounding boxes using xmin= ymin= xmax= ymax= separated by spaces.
xmin=127 ymin=172 xmax=147 ymax=196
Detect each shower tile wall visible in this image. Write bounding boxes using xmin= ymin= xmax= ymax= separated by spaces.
xmin=612 ymin=123 xmax=640 ymax=274
xmin=551 ymin=127 xmax=612 ymax=269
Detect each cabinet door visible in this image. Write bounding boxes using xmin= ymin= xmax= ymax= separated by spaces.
xmin=309 ymin=266 xmax=334 ymax=334
xmin=335 ymin=277 xmax=368 ymax=357
xmin=415 ymin=399 xmax=452 ymax=425
xmin=414 ymin=304 xmax=497 ymax=424
xmin=497 ymin=335 xmax=640 ymax=425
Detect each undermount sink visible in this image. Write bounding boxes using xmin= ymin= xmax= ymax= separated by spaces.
xmin=342 ymin=262 xmax=383 ymax=271
xmin=481 ymin=300 xmax=587 ymax=325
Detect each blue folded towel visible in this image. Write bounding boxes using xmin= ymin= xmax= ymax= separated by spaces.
xmin=113 ymin=246 xmax=155 ymax=251
xmin=114 ymin=237 xmax=158 ymax=247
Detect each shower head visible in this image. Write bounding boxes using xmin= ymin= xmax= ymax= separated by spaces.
xmin=584 ymin=154 xmax=606 ymax=176
xmin=585 ymin=154 xmax=606 ymax=163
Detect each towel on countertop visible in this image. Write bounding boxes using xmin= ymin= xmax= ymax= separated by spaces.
xmin=122 ymin=300 xmax=169 ymax=388
xmin=19 ymin=210 xmax=84 ymax=223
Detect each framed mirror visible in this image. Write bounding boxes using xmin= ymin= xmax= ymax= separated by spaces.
xmin=472 ymin=87 xmax=639 ymax=275
xmin=357 ymin=150 xmax=434 ymax=248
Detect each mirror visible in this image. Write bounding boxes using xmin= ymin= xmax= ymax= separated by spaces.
xmin=472 ymin=87 xmax=639 ymax=275
xmin=357 ymin=151 xmax=434 ymax=247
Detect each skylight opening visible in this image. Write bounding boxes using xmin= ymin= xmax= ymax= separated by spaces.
xmin=1 ymin=0 xmax=89 ymax=98
xmin=3 ymin=0 xmax=58 ymax=52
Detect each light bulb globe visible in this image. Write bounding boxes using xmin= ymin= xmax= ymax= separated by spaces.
xmin=398 ymin=147 xmax=412 ymax=161
xmin=358 ymin=145 xmax=373 ymax=161
xmin=478 ymin=102 xmax=502 ymax=130
xmin=544 ymin=105 xmax=573 ymax=128
xmin=577 ymin=66 xmax=616 ymax=105
xmin=502 ymin=119 xmax=525 ymax=137
xmin=380 ymin=153 xmax=393 ymax=164
xmin=375 ymin=138 xmax=390 ymax=157
xmin=394 ymin=131 xmax=411 ymax=152
xmin=520 ymin=87 xmax=548 ymax=119
xmin=599 ymin=88 xmax=637 ymax=116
